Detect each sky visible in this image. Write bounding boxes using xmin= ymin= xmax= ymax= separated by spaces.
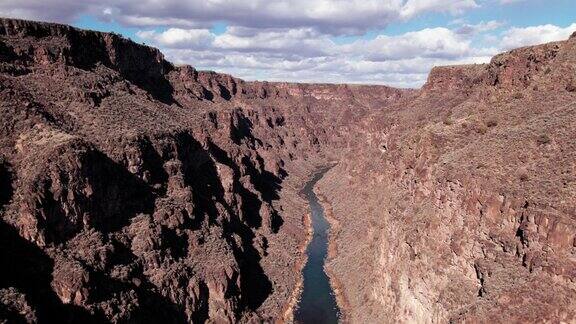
xmin=0 ymin=0 xmax=574 ymax=88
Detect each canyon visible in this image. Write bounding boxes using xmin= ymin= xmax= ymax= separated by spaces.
xmin=0 ymin=17 xmax=575 ymax=323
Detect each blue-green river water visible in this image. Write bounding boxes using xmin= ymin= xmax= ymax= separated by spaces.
xmin=294 ymin=168 xmax=341 ymax=324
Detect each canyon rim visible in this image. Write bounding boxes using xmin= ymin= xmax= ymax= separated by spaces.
xmin=0 ymin=14 xmax=576 ymax=324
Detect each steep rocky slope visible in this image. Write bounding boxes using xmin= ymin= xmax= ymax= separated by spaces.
xmin=1 ymin=17 xmax=575 ymax=323
xmin=316 ymin=32 xmax=576 ymax=322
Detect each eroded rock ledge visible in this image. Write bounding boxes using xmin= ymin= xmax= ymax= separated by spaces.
xmin=1 ymin=17 xmax=576 ymax=323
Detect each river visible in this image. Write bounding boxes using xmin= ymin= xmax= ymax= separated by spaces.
xmin=294 ymin=167 xmax=341 ymax=324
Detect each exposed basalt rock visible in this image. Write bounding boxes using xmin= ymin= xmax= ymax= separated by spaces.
xmin=0 ymin=158 xmax=12 ymax=210
xmin=0 ymin=287 xmax=38 ymax=323
xmin=1 ymin=16 xmax=575 ymax=324
xmin=0 ymin=18 xmax=172 ymax=102
xmin=423 ymin=64 xmax=487 ymax=92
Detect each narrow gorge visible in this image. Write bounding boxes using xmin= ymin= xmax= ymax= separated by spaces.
xmin=1 ymin=17 xmax=576 ymax=323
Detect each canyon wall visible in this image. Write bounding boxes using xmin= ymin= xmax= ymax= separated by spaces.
xmin=1 ymin=17 xmax=575 ymax=323
xmin=316 ymin=33 xmax=576 ymax=322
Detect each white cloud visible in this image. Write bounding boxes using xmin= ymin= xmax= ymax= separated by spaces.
xmin=501 ymin=23 xmax=576 ymax=49
xmin=400 ymin=0 xmax=478 ymax=18
xmin=137 ymin=28 xmax=214 ymax=48
xmin=455 ymin=20 xmax=504 ymax=35
xmin=138 ymin=26 xmax=336 ymax=57
xmin=0 ymin=0 xmax=480 ymax=34
xmin=213 ymin=27 xmax=335 ymax=57
xmin=144 ymin=24 xmax=499 ymax=88
xmin=348 ymin=28 xmax=473 ymax=60
xmin=0 ymin=0 xmax=91 ymax=22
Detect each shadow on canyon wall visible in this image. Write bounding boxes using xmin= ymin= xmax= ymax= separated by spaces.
xmin=187 ymin=137 xmax=284 ymax=311
xmin=35 ymin=147 xmax=157 ymax=244
xmin=0 ymin=160 xmax=101 ymax=322
xmin=0 ymin=159 xmax=12 ymax=210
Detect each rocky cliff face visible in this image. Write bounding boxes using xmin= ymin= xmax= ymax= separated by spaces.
xmin=1 ymin=17 xmax=575 ymax=323
xmin=316 ymin=34 xmax=576 ymax=322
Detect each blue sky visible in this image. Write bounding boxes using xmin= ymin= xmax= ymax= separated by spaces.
xmin=1 ymin=0 xmax=574 ymax=87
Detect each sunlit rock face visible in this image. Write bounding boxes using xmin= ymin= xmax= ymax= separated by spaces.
xmin=315 ymin=33 xmax=576 ymax=323
xmin=1 ymin=17 xmax=576 ymax=323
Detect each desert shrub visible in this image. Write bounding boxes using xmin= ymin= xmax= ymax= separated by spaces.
xmin=536 ymin=134 xmax=551 ymax=145
xmin=475 ymin=123 xmax=488 ymax=134
xmin=486 ymin=119 xmax=498 ymax=128
xmin=443 ymin=116 xmax=454 ymax=125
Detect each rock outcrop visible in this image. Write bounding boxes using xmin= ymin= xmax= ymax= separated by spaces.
xmin=1 ymin=17 xmax=575 ymax=323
